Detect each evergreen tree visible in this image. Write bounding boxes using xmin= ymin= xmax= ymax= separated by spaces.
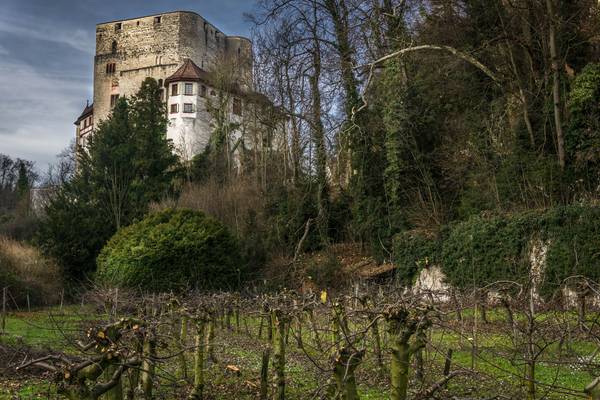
xmin=39 ymin=78 xmax=179 ymax=279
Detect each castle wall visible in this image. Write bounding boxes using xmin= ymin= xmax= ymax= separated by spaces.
xmin=93 ymin=11 xmax=247 ymax=125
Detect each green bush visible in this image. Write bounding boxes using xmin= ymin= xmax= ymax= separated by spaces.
xmin=392 ymin=231 xmax=440 ymax=285
xmin=392 ymin=205 xmax=600 ymax=295
xmin=440 ymin=212 xmax=535 ymax=288
xmin=96 ymin=209 xmax=242 ymax=292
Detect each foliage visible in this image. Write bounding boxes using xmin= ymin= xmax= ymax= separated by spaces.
xmin=392 ymin=231 xmax=440 ymax=285
xmin=440 ymin=212 xmax=534 ymax=288
xmin=96 ymin=209 xmax=243 ymax=291
xmin=566 ymin=63 xmax=600 ymax=191
xmin=390 ymin=205 xmax=600 ymax=294
xmin=38 ymin=78 xmax=179 ymax=280
xmin=0 ymin=237 xmax=62 ymax=307
xmin=305 ymin=252 xmax=345 ymax=289
xmin=264 ymin=181 xmax=322 ymax=255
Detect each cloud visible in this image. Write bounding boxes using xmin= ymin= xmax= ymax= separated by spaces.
xmin=0 ymin=12 xmax=95 ymax=55
xmin=0 ymin=59 xmax=91 ymax=169
xmin=0 ymin=44 xmax=8 ymax=56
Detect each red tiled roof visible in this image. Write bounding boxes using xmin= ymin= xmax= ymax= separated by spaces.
xmin=165 ymin=59 xmax=211 ymax=84
xmin=74 ymin=103 xmax=93 ymax=125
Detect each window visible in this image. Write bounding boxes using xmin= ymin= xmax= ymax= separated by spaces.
xmin=158 ymin=79 xmax=163 ymax=87
xmin=110 ymin=94 xmax=119 ymax=108
xmin=184 ymin=83 xmax=193 ymax=95
xmin=106 ymin=63 xmax=116 ymax=74
xmin=171 ymin=84 xmax=178 ymax=96
xmin=159 ymin=88 xmax=165 ymax=101
xmin=111 ymin=41 xmax=117 ymax=54
xmin=115 ymin=23 xmax=122 ymax=32
xmin=210 ymin=90 xmax=216 ymax=96
xmin=183 ymin=103 xmax=194 ymax=113
xmin=136 ymin=21 xmax=140 ymax=26
xmin=154 ymin=16 xmax=162 ymax=24
xmin=200 ymin=85 xmax=207 ymax=97
xmin=170 ymin=103 xmax=179 ymax=114
xmin=233 ymin=98 xmax=242 ymax=116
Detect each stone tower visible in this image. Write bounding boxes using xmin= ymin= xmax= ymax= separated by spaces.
xmin=75 ymin=11 xmax=253 ymax=157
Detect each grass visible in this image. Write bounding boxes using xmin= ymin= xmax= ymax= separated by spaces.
xmin=0 ymin=305 xmax=596 ymax=399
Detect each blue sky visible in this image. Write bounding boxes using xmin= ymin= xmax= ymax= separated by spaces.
xmin=0 ymin=0 xmax=253 ymax=170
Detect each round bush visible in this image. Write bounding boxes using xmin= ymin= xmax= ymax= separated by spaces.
xmin=96 ymin=209 xmax=242 ymax=291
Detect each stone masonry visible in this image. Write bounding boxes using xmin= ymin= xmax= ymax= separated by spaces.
xmin=75 ymin=11 xmax=254 ymax=158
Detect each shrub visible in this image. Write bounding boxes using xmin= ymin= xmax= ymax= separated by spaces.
xmin=306 ymin=252 xmax=346 ymax=289
xmin=0 ymin=237 xmax=62 ymax=308
xmin=96 ymin=209 xmax=243 ymax=292
xmin=392 ymin=205 xmax=600 ymax=295
xmin=392 ymin=230 xmax=440 ymax=285
xmin=441 ymin=211 xmax=538 ymax=288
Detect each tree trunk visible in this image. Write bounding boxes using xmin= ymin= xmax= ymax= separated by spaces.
xmin=332 ymin=347 xmax=364 ymax=400
xmin=260 ymin=348 xmax=270 ymax=400
xmin=190 ymin=321 xmax=206 ymax=400
xmin=390 ymin=340 xmax=410 ymax=400
xmin=139 ymin=333 xmax=156 ymax=400
xmin=272 ymin=310 xmax=287 ymax=400
xmin=546 ymin=0 xmax=565 ymax=169
xmin=177 ymin=315 xmax=188 ymax=379
xmin=372 ymin=318 xmax=384 ymax=369
xmin=102 ymin=362 xmax=123 ymax=400
xmin=206 ymin=317 xmax=217 ymax=364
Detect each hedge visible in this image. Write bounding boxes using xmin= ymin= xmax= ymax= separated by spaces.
xmin=392 ymin=205 xmax=600 ymax=294
xmin=96 ymin=209 xmax=242 ymax=292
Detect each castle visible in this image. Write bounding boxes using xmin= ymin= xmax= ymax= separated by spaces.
xmin=75 ymin=11 xmax=264 ymax=160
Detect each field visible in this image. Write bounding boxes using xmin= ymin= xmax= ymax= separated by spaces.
xmin=0 ymin=288 xmax=598 ymax=399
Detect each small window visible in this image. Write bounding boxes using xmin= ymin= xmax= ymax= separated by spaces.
xmin=136 ymin=21 xmax=140 ymax=26
xmin=111 ymin=41 xmax=117 ymax=53
xmin=154 ymin=16 xmax=162 ymax=24
xmin=170 ymin=103 xmax=179 ymax=114
xmin=110 ymin=94 xmax=120 ymax=108
xmin=115 ymin=23 xmax=122 ymax=32
xmin=200 ymin=85 xmax=207 ymax=97
xmin=106 ymin=63 xmax=116 ymax=74
xmin=158 ymin=79 xmax=163 ymax=87
xmin=210 ymin=90 xmax=216 ymax=96
xmin=233 ymin=98 xmax=242 ymax=116
xmin=183 ymin=103 xmax=194 ymax=113
xmin=171 ymin=84 xmax=178 ymax=96
xmin=184 ymin=83 xmax=193 ymax=95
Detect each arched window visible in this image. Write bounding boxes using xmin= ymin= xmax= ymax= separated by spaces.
xmin=111 ymin=41 xmax=117 ymax=54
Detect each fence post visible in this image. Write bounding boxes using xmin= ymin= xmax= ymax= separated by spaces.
xmin=1 ymin=287 xmax=7 ymax=336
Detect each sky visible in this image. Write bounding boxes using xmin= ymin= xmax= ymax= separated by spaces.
xmin=0 ymin=0 xmax=253 ymax=171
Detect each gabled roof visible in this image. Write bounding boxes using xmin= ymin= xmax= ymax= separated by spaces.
xmin=74 ymin=103 xmax=94 ymax=125
xmin=165 ymin=59 xmax=211 ymax=84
